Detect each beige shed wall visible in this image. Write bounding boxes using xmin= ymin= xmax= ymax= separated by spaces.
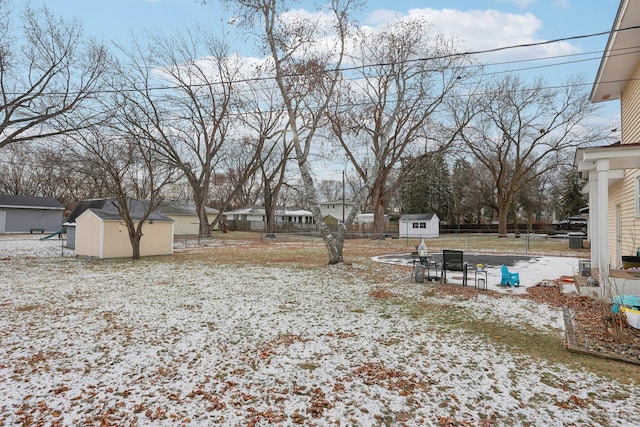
xmin=76 ymin=210 xmax=173 ymax=259
xmin=100 ymin=221 xmax=174 ymax=259
xmin=75 ymin=211 xmax=103 ymax=258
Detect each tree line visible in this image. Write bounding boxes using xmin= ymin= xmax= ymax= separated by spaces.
xmin=0 ymin=0 xmax=608 ymax=261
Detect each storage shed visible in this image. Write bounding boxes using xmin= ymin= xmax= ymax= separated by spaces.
xmin=399 ymin=213 xmax=440 ymax=238
xmin=66 ymin=198 xmax=174 ymax=258
xmin=0 ymin=195 xmax=65 ymax=234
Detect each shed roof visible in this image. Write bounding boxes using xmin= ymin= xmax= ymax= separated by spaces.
xmin=68 ymin=198 xmax=172 ymax=223
xmin=399 ymin=213 xmax=438 ymax=221
xmin=86 ymin=208 xmax=173 ymax=222
xmin=0 ymin=194 xmax=64 ymax=210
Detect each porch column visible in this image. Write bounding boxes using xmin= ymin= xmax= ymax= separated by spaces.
xmin=589 ymin=171 xmax=599 ymax=271
xmin=596 ymin=159 xmax=610 ymax=278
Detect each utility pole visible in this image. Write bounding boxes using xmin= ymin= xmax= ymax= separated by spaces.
xmin=342 ymin=170 xmax=345 ymax=224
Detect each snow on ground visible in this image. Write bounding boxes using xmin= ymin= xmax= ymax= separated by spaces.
xmin=373 ymin=252 xmax=579 ymax=294
xmin=0 ymin=236 xmax=638 ymax=426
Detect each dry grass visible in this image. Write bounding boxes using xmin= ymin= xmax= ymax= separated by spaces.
xmin=179 ymin=232 xmax=586 ymax=267
xmin=175 ymin=232 xmax=640 ymax=384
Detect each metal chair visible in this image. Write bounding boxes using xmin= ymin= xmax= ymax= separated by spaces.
xmin=441 ymin=250 xmax=467 ymax=286
xmin=500 ymin=264 xmax=520 ymax=287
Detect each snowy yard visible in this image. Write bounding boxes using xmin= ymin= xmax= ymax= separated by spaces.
xmin=0 ymin=236 xmax=639 ymax=425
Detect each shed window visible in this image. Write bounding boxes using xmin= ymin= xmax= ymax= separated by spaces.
xmin=419 ymin=222 xmax=426 ymax=229
xmin=412 ymin=222 xmax=419 ymax=229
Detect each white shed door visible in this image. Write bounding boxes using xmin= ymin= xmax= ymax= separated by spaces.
xmin=0 ymin=211 xmax=5 ymax=232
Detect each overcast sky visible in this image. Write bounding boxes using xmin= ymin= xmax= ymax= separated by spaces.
xmin=25 ymin=0 xmax=621 ymax=135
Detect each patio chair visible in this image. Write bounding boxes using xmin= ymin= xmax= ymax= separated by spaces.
xmin=441 ymin=250 xmax=467 ymax=286
xmin=500 ymin=264 xmax=520 ymax=287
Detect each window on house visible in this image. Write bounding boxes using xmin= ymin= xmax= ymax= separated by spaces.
xmin=412 ymin=222 xmax=419 ymax=229
xmin=419 ymin=222 xmax=426 ymax=228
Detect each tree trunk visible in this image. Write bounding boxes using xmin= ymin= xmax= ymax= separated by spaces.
xmin=324 ymin=234 xmax=344 ymax=264
xmin=372 ymin=195 xmax=387 ymax=238
xmin=264 ymin=181 xmax=277 ymax=235
xmin=371 ymin=172 xmax=388 ymax=237
xmin=196 ymin=201 xmax=210 ymax=238
xmin=131 ymin=233 xmax=142 ymax=260
xmin=497 ymin=198 xmax=509 ymax=237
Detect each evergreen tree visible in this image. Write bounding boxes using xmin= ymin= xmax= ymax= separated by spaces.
xmin=400 ymin=152 xmax=453 ymax=220
xmin=558 ymin=168 xmax=587 ymax=219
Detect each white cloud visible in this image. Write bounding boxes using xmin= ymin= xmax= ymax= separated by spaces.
xmin=364 ymin=7 xmax=580 ymax=63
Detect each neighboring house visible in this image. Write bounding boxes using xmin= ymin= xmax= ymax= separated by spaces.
xmin=156 ymin=200 xmax=219 ymax=235
xmin=398 ymin=214 xmax=440 ymax=238
xmin=65 ymin=199 xmax=174 ymax=258
xmin=0 ymin=195 xmax=64 ymax=234
xmin=575 ymin=0 xmax=640 ymax=296
xmin=223 ymin=206 xmax=315 ymax=231
xmin=318 ymin=200 xmax=357 ymax=223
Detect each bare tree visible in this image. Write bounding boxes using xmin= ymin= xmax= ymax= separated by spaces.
xmin=0 ymin=3 xmax=106 ymax=150
xmin=66 ymin=127 xmax=177 ymax=260
xmin=109 ymin=29 xmax=266 ymax=237
xmin=217 ymin=0 xmax=374 ymax=264
xmin=317 ymin=179 xmax=343 ymax=202
xmin=452 ymin=73 xmax=605 ymax=236
xmin=0 ymin=142 xmax=40 ymax=195
xmin=326 ymin=18 xmax=469 ymax=236
xmin=238 ymin=76 xmax=291 ymax=235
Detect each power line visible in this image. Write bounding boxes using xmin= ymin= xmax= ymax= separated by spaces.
xmin=2 ymin=24 xmax=639 ymax=98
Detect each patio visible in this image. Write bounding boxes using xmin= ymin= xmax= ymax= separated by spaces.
xmin=373 ymin=252 xmax=580 ymax=294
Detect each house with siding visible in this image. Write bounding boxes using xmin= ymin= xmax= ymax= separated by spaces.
xmin=156 ymin=200 xmax=219 ymax=235
xmin=0 ymin=195 xmax=65 ymax=234
xmin=318 ymin=200 xmax=356 ymax=223
xmin=575 ymin=0 xmax=640 ymax=296
xmin=223 ymin=206 xmax=315 ymax=231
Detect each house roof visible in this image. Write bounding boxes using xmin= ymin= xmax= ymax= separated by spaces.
xmin=223 ymin=205 xmax=314 ymax=216
xmin=223 ymin=205 xmax=266 ymax=216
xmin=590 ymin=0 xmax=640 ymax=102
xmin=399 ymin=213 xmax=439 ymax=221
xmin=320 ymin=200 xmax=356 ymax=205
xmin=0 ymin=195 xmax=64 ymax=210
xmin=156 ymin=200 xmax=218 ymax=216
